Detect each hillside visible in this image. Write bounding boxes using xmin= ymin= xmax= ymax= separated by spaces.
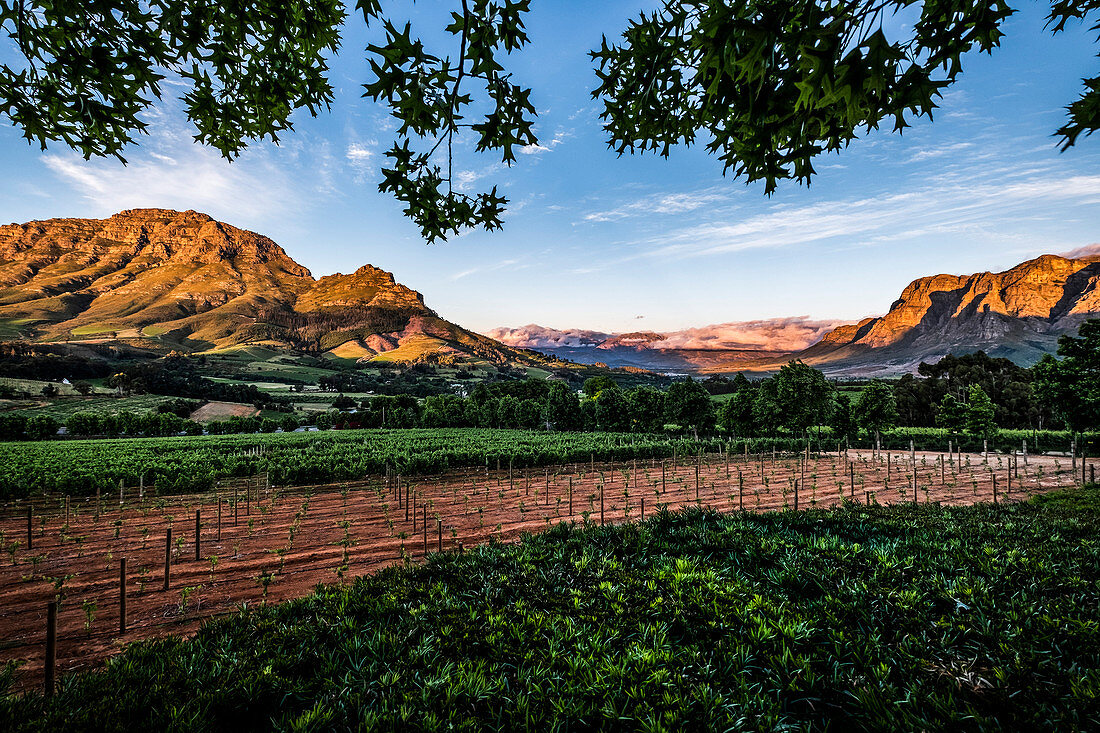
xmin=789 ymin=252 xmax=1100 ymax=375
xmin=0 ymin=209 xmax=542 ymax=366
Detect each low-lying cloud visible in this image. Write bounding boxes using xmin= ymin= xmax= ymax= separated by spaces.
xmin=488 ymin=316 xmax=852 ymax=353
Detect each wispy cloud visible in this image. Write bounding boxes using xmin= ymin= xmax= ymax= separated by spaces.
xmin=40 ymin=100 xmax=322 ymax=227
xmin=583 ymin=187 xmax=733 ymax=222
xmin=449 ymin=258 xmax=524 ymax=281
xmin=573 ymin=168 xmax=1100 ymax=273
xmin=519 ymin=127 xmax=571 ymax=155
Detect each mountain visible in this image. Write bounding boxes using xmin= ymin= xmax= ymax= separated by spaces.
xmin=0 ymin=209 xmax=541 ymax=366
xmin=792 ymin=251 xmax=1100 ymax=375
xmin=487 ymin=318 xmax=845 ymax=373
xmin=491 ymin=251 xmax=1100 ymax=376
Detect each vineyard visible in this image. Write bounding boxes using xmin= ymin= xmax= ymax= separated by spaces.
xmin=0 ymin=429 xmax=731 ymax=498
xmin=0 ymin=444 xmax=1092 ymax=702
xmin=3 ymin=477 xmax=1099 ymax=728
xmin=0 ymin=426 xmax=1094 ymax=500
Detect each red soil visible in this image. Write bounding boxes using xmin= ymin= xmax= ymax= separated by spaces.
xmin=0 ymin=449 xmax=1088 ymax=694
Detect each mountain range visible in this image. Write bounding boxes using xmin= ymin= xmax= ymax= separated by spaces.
xmin=493 ymin=249 xmax=1100 ymax=376
xmin=0 ymin=209 xmax=543 ymax=366
xmin=2 ymin=208 xmax=1096 ymax=377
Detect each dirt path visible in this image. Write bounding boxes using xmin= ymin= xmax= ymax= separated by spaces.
xmin=0 ymin=449 xmax=1091 ymax=694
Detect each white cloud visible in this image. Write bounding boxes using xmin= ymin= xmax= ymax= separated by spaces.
xmin=583 ymin=187 xmax=732 ymax=222
xmin=574 ymin=169 xmax=1100 ymax=273
xmin=345 ymin=140 xmax=378 ymax=182
xmin=40 ymin=100 xmax=320 ymax=227
xmin=1060 ymin=242 xmax=1100 ymax=260
xmin=519 ymin=128 xmax=571 ymax=155
xmin=487 ymin=317 xmax=852 ymax=352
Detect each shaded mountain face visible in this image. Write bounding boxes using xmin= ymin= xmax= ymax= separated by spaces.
xmin=0 ymin=209 xmax=521 ymax=364
xmin=793 ymin=253 xmax=1100 ymax=376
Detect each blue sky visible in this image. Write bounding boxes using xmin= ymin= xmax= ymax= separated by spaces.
xmin=1 ymin=1 xmax=1099 ymax=337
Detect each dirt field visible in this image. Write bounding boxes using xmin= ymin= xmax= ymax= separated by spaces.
xmin=188 ymin=401 xmax=261 ymax=422
xmin=0 ymin=449 xmax=1091 ymax=693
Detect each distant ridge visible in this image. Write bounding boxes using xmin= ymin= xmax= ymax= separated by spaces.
xmin=0 ymin=209 xmax=537 ymax=365
xmin=492 ymin=252 xmax=1100 ymax=376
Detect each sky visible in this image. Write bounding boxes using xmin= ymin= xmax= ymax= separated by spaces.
xmin=1 ymin=1 xmax=1099 ymax=338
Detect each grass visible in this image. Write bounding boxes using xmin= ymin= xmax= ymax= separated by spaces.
xmin=3 ymin=494 xmax=1098 ymax=729
xmin=2 ymin=394 xmax=168 ymax=420
xmin=368 ymin=335 xmax=448 ymax=363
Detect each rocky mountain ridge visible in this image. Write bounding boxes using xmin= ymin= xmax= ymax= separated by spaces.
xmin=0 ymin=209 xmax=523 ymax=365
xmin=794 ymin=252 xmax=1100 ymax=375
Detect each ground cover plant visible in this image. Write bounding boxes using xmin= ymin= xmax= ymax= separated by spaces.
xmin=2 ymin=485 xmax=1098 ymax=730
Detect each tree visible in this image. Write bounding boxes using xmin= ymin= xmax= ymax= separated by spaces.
xmin=964 ymin=384 xmax=998 ymax=439
xmin=854 ymin=381 xmax=897 ymax=447
xmin=626 ymin=387 xmax=666 ymax=433
xmin=594 ymin=387 xmax=630 ymax=432
xmin=592 ymin=1 xmax=1098 ymax=194
xmin=6 ymin=2 xmax=1097 ymax=240
xmin=665 ymin=377 xmax=715 ymax=437
xmin=770 ymin=360 xmax=832 ymax=436
xmin=72 ymin=380 xmax=94 ymax=396
xmin=828 ymin=391 xmax=857 ymax=446
xmin=718 ymin=389 xmax=758 ymax=438
xmin=935 ymin=393 xmax=968 ymax=437
xmin=24 ymin=414 xmax=59 ymax=440
xmin=1034 ymin=319 xmax=1100 ymax=433
xmin=543 ymin=382 xmax=582 ymax=431
xmin=582 ymin=376 xmax=617 ymax=399
xmin=40 ymin=382 xmax=58 ymax=398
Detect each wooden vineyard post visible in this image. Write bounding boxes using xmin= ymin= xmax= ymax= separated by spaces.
xmin=738 ymin=471 xmax=743 ymax=511
xmin=45 ymin=601 xmax=57 ymax=697
xmin=569 ymin=477 xmax=573 ymax=517
xmin=422 ymin=507 xmax=427 ymax=555
xmin=661 ymin=462 xmax=666 ymax=493
xmin=992 ymin=470 xmax=998 ymax=504
xmin=413 ymin=494 xmax=418 ymax=532
xmin=794 ymin=479 xmax=799 ymax=511
xmin=405 ymin=484 xmax=410 ymax=523
xmin=640 ymin=497 xmax=645 ymax=520
xmin=850 ymin=463 xmax=855 ymax=499
xmin=600 ymin=481 xmax=605 ymax=526
xmin=913 ymin=462 xmax=918 ymax=504
xmin=234 ymin=484 xmax=239 ymax=527
xmin=910 ymin=440 xmax=915 ymax=464
xmin=695 ymin=465 xmax=700 ymax=504
xmin=26 ymin=506 xmax=32 ymax=551
xmin=194 ymin=510 xmax=201 ymax=561
xmin=940 ymin=454 xmax=945 ymax=484
xmin=1007 ymin=461 xmax=1011 ymax=496
xmin=1023 ymin=440 xmax=1028 ymax=466
xmin=163 ymin=528 xmax=172 ymax=591
xmin=437 ymin=519 xmax=442 ymax=553
xmin=119 ymin=557 xmax=127 ymax=634
xmin=800 ymin=457 xmax=805 ymax=499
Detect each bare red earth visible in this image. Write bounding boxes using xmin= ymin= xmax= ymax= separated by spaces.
xmin=0 ymin=450 xmax=1088 ymax=693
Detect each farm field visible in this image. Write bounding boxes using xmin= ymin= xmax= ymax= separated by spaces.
xmin=0 ymin=447 xmax=1088 ymax=694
